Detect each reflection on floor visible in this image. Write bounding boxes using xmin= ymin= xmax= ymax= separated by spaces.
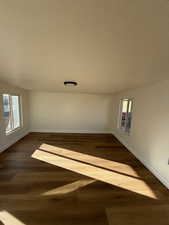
xmin=42 ymin=179 xmax=95 ymax=198
xmin=0 ymin=133 xmax=168 ymax=225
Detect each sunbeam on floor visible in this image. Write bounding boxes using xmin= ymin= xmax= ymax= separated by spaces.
xmin=32 ymin=144 xmax=158 ymax=199
xmin=0 ymin=211 xmax=25 ymax=225
xmin=40 ymin=144 xmax=140 ymax=178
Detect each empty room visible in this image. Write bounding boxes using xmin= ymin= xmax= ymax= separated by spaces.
xmin=0 ymin=0 xmax=169 ymax=225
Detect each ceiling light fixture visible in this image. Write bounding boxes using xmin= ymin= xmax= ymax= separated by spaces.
xmin=64 ymin=81 xmax=78 ymax=86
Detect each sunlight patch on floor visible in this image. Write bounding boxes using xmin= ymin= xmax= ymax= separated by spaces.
xmin=32 ymin=148 xmax=157 ymax=199
xmin=0 ymin=211 xmax=25 ymax=225
xmin=40 ymin=144 xmax=140 ymax=178
xmin=42 ymin=179 xmax=95 ymax=197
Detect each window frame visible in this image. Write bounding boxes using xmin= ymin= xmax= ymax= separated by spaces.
xmin=118 ymin=98 xmax=133 ymax=134
xmin=3 ymin=94 xmax=22 ymax=135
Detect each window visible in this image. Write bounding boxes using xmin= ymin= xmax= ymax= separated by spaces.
xmin=3 ymin=94 xmax=21 ymax=134
xmin=119 ymin=98 xmax=133 ymax=133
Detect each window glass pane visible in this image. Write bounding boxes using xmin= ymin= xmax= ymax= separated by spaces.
xmin=3 ymin=94 xmax=10 ymax=119
xmin=119 ymin=99 xmax=133 ymax=133
xmin=121 ymin=100 xmax=128 ymax=129
xmin=126 ymin=100 xmax=133 ymax=132
xmin=122 ymin=100 xmax=128 ymax=113
xmin=11 ymin=96 xmax=20 ymax=129
xmin=3 ymin=94 xmax=21 ymax=134
xmin=3 ymin=94 xmax=12 ymax=133
xmin=128 ymin=100 xmax=132 ymax=113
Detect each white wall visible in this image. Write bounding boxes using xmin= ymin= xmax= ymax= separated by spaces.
xmin=2 ymin=80 xmax=169 ymax=189
xmin=111 ymin=80 xmax=169 ymax=188
xmin=29 ymin=91 xmax=112 ymax=133
xmin=0 ymin=82 xmax=29 ymax=152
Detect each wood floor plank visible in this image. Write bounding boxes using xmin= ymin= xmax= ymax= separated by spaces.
xmin=0 ymin=132 xmax=168 ymax=225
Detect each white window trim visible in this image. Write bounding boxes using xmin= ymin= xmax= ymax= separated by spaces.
xmin=118 ymin=98 xmax=133 ymax=135
xmin=3 ymin=94 xmax=23 ymax=135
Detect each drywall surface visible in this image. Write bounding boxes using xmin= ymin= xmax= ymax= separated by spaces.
xmin=111 ymin=80 xmax=169 ymax=188
xmin=29 ymin=91 xmax=112 ymax=133
xmin=0 ymin=82 xmax=29 ymax=152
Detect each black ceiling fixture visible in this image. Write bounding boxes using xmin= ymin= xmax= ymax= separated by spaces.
xmin=64 ymin=81 xmax=78 ymax=86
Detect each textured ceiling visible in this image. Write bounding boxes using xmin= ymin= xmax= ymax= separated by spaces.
xmin=0 ymin=0 xmax=169 ymax=94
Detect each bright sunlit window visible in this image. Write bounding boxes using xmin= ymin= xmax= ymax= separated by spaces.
xmin=3 ymin=94 xmax=22 ymax=134
xmin=119 ymin=98 xmax=133 ymax=133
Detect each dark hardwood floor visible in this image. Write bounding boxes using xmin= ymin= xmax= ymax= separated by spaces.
xmin=0 ymin=133 xmax=168 ymax=225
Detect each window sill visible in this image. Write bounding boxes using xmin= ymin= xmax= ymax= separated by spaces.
xmin=6 ymin=127 xmax=22 ymax=136
xmin=118 ymin=128 xmax=131 ymax=136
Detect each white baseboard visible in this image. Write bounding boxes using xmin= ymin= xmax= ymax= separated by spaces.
xmin=30 ymin=129 xmax=111 ymax=134
xmin=112 ymin=131 xmax=169 ymax=189
xmin=0 ymin=131 xmax=30 ymax=153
